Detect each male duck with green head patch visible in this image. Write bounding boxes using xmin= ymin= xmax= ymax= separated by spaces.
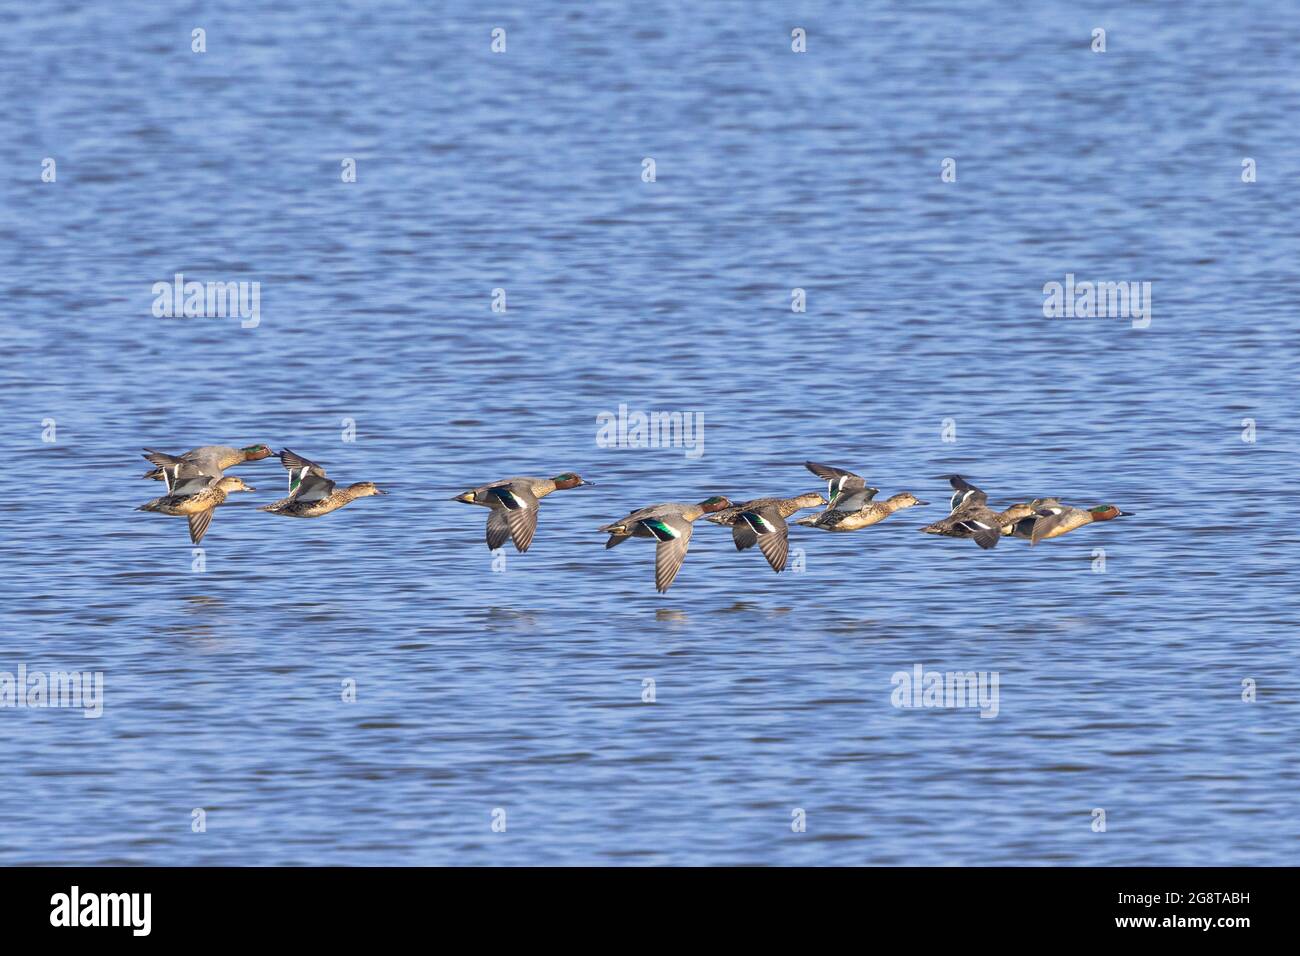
xmin=598 ymin=496 xmax=732 ymax=593
xmin=1028 ymin=503 xmax=1132 ymax=544
xmin=705 ymin=492 xmax=826 ymax=572
xmin=453 ymin=471 xmax=594 ymax=553
xmin=142 ymin=443 xmax=274 ymax=481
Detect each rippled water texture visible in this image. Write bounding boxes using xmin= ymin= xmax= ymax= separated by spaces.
xmin=1 ymin=1 xmax=1298 ymax=864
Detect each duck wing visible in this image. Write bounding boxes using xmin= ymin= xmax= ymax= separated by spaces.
xmin=832 ymin=487 xmax=877 ymax=512
xmin=188 ymin=509 xmax=215 ymax=545
xmin=279 ymin=449 xmax=328 ymax=492
xmin=1029 ymin=507 xmax=1080 ymax=545
xmin=939 ymin=475 xmax=988 ymax=512
xmin=505 ymin=506 xmax=538 ymax=552
xmin=292 ymin=473 xmax=337 ymax=504
xmin=485 ymin=510 xmax=511 ymax=550
xmin=159 ymin=463 xmax=215 ymax=493
xmin=486 ymin=483 xmax=540 ymax=552
xmin=805 ymin=462 xmax=875 ymax=506
xmin=142 ymin=448 xmax=224 ymax=483
xmin=737 ymin=505 xmax=789 ymax=573
xmin=956 ymin=515 xmax=1002 ymax=549
xmin=639 ymin=515 xmax=693 ymax=593
xmin=169 ymin=473 xmax=216 ymax=498
xmin=805 ymin=461 xmax=859 ymax=481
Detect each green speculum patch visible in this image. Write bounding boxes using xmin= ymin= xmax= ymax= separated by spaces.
xmin=643 ymin=519 xmax=678 ymax=541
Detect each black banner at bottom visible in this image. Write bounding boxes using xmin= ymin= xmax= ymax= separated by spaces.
xmin=0 ymin=866 xmax=1277 ymax=942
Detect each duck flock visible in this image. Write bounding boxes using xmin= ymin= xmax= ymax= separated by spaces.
xmin=136 ymin=445 xmax=1131 ymax=593
xmin=136 ymin=444 xmax=385 ymax=545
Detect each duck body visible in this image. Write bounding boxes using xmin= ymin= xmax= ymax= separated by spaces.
xmin=925 ymin=502 xmax=1037 ymax=549
xmin=1010 ymin=498 xmax=1064 ymax=539
xmin=260 ymin=449 xmax=386 ymax=519
xmin=453 ymin=472 xmax=592 ymax=552
xmin=1028 ymin=504 xmax=1130 ymax=544
xmin=137 ymin=474 xmax=256 ymax=544
xmin=797 ymin=492 xmax=929 ymax=532
xmin=705 ymin=492 xmax=826 ymax=572
xmin=261 ymin=481 xmax=386 ymax=517
xmin=599 ymin=496 xmax=732 ymax=592
xmin=921 ymin=476 xmax=1033 ymax=549
xmin=142 ymin=444 xmax=273 ymax=481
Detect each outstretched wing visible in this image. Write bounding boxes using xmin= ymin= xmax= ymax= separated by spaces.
xmin=505 ymin=507 xmax=538 ymax=552
xmin=941 ymin=475 xmax=988 ymax=512
xmin=279 ymin=449 xmax=327 ymax=493
xmin=486 ymin=483 xmax=540 ymax=552
xmin=804 ymin=461 xmax=859 ymax=481
xmin=641 ymin=515 xmax=693 ymax=593
xmin=732 ymin=521 xmax=757 ymax=551
xmin=957 ymin=516 xmax=1002 ymax=550
xmin=805 ymin=461 xmax=873 ymax=506
xmin=486 ymin=510 xmax=511 ymax=551
xmin=1030 ymin=508 xmax=1076 ymax=545
xmin=142 ymin=447 xmax=184 ymax=469
xmin=739 ymin=506 xmax=789 ymax=573
xmin=188 ymin=509 xmax=214 ymax=545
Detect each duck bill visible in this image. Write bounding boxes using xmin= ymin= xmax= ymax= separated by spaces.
xmin=581 ymin=480 xmax=595 ymax=486
xmin=913 ymin=500 xmax=930 ymax=506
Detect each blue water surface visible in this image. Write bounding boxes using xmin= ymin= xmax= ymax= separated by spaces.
xmin=1 ymin=0 xmax=1298 ymax=865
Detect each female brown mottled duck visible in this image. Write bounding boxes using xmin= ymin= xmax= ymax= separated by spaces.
xmin=137 ymin=472 xmax=257 ymax=544
xmin=260 ymin=449 xmax=386 ymax=518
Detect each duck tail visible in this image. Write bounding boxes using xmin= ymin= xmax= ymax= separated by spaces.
xmin=601 ymin=526 xmax=631 ymax=548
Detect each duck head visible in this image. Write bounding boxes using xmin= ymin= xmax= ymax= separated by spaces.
xmin=793 ymin=491 xmax=829 ymax=509
xmin=240 ymin=444 xmax=274 ymax=462
xmin=348 ymin=482 xmax=387 ymax=498
xmin=697 ymin=495 xmax=732 ymax=513
xmin=1003 ymin=502 xmax=1038 ymax=521
xmin=551 ymin=472 xmax=594 ymax=490
xmin=888 ymin=492 xmax=929 ymax=508
xmin=1089 ymin=504 xmax=1130 ymax=521
xmin=217 ymin=476 xmax=256 ymax=493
